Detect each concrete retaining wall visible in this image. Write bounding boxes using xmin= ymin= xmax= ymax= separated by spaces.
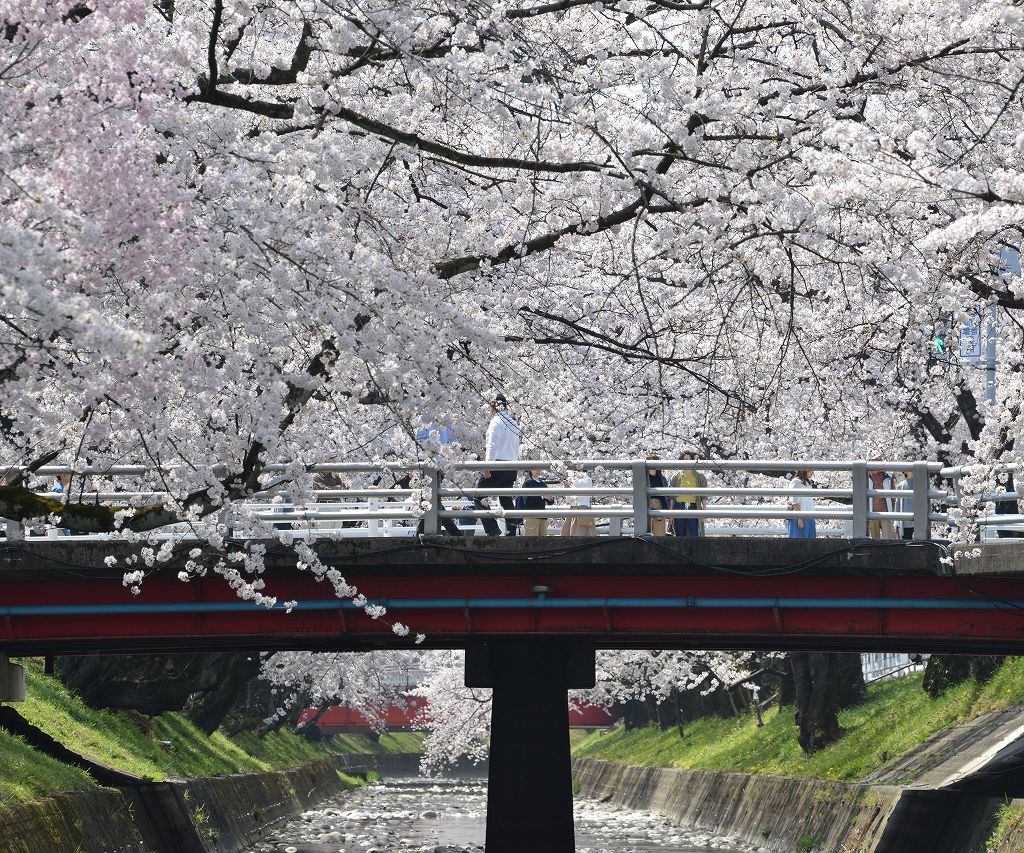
xmin=573 ymin=758 xmax=1008 ymax=853
xmin=0 ymin=752 xmax=427 ymax=853
xmin=333 ymin=751 xmax=425 ymax=776
xmin=175 ymin=756 xmax=347 ymax=852
xmin=0 ymin=788 xmax=147 ymax=853
xmin=573 ymin=757 xmax=900 ymax=853
xmin=870 ymin=789 xmax=1003 ymax=853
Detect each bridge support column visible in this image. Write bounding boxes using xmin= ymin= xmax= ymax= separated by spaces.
xmin=466 ymin=640 xmax=594 ymax=853
xmin=0 ymin=654 xmax=25 ymax=702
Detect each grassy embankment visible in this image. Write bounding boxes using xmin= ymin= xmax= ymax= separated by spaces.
xmin=573 ymin=657 xmax=1024 ymax=782
xmin=0 ymin=659 xmax=423 ymax=807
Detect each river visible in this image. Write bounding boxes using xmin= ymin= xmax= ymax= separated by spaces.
xmin=246 ymin=778 xmax=769 ymax=853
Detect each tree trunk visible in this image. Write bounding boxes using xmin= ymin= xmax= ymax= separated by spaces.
xmin=621 ymin=698 xmax=647 ymax=730
xmin=184 ymin=655 xmax=263 ymax=735
xmin=57 ymin=653 xmax=263 ymax=733
xmin=776 ymin=657 xmax=796 ymax=707
xmin=790 ymin=652 xmax=865 ymax=753
xmin=923 ymin=654 xmax=1004 ymax=698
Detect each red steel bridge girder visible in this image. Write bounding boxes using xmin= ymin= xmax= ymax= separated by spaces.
xmin=4 ymin=569 xmax=1024 ymax=654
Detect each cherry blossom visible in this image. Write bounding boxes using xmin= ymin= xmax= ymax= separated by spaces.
xmin=1 ymin=0 xmax=1023 ymax=588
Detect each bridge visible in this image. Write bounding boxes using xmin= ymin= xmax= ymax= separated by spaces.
xmin=3 ymin=457 xmax=1024 ymax=852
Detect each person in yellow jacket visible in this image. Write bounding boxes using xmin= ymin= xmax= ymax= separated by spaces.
xmin=669 ymin=451 xmax=707 ymax=537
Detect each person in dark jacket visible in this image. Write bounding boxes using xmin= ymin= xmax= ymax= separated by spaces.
xmin=647 ymin=457 xmax=669 ymax=537
xmin=516 ymin=468 xmax=554 ymax=536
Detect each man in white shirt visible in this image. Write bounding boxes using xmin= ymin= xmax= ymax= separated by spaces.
xmin=477 ymin=394 xmax=521 ymax=536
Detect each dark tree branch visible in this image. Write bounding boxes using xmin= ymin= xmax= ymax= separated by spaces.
xmin=220 ymin=20 xmax=313 ymax=85
xmin=206 ymin=0 xmax=223 ymax=99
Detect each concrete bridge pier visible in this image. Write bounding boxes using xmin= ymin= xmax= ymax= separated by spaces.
xmin=466 ymin=639 xmax=595 ymax=853
xmin=0 ymin=654 xmax=25 ymax=702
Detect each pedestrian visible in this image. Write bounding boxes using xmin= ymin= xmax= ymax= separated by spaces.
xmin=51 ymin=473 xmax=72 ymax=536
xmin=867 ymin=461 xmax=895 ymax=539
xmin=897 ymin=470 xmax=915 ymax=540
xmin=561 ymin=470 xmax=596 ymax=537
xmin=412 ymin=421 xmax=464 ymax=537
xmin=669 ymin=451 xmax=707 ymax=537
xmin=517 ymin=468 xmax=554 ymax=536
xmin=786 ymin=470 xmax=816 ymax=539
xmin=0 ymin=473 xmax=6 ymax=539
xmin=476 ymin=393 xmax=522 ymax=537
xmin=646 ymin=457 xmax=669 ymax=537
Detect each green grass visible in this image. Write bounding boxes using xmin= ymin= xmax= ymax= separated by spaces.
xmin=0 ymin=660 xmax=424 ymax=805
xmin=0 ymin=727 xmax=96 ymax=807
xmin=229 ymin=729 xmax=342 ymax=766
xmin=326 ymin=731 xmax=426 ymax=754
xmin=14 ymin=662 xmax=267 ymax=780
xmin=573 ymin=658 xmax=1024 ymax=782
xmin=337 ymin=770 xmax=368 ymax=790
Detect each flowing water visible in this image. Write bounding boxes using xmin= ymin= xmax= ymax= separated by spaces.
xmin=246 ymin=778 xmax=769 ymax=853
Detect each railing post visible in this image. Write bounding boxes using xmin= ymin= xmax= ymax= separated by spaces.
xmin=912 ymin=461 xmax=930 ymax=541
xmin=423 ymin=467 xmax=440 ymax=535
xmin=609 ymin=515 xmax=622 ymax=537
xmin=218 ymin=506 xmax=234 ymax=540
xmin=631 ymin=461 xmax=650 ymax=536
xmin=950 ymin=471 xmax=961 ymax=537
xmin=851 ymin=461 xmax=868 ymax=538
xmin=368 ymin=496 xmax=381 ymax=537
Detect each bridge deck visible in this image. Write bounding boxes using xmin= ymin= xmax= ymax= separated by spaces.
xmin=3 ymin=537 xmax=1024 ymax=654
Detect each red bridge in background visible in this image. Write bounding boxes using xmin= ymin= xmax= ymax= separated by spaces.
xmin=297 ymin=697 xmax=617 ymax=735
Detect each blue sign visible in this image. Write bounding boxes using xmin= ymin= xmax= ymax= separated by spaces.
xmin=959 ymin=320 xmax=982 ymax=360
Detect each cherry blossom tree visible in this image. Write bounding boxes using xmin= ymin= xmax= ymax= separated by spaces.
xmin=2 ymin=0 xmax=1024 ymax=579
xmin=268 ymin=647 xmax=763 ymax=769
xmin=260 ymin=648 xmax=426 ymax=731
xmin=574 ymin=649 xmax=755 ymax=725
xmin=259 ymin=649 xmax=492 ymax=770
xmin=409 ymin=650 xmax=493 ymax=773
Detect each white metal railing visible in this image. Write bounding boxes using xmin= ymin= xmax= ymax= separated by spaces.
xmin=861 ymin=652 xmax=929 ymax=683
xmin=1 ymin=458 xmax=1021 ymax=541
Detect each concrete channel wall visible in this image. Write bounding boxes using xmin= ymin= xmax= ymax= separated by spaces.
xmin=0 ymin=788 xmax=147 ymax=853
xmin=572 ymin=757 xmax=1008 ymax=853
xmin=0 ymin=752 xmax=425 ymax=853
xmin=573 ymin=757 xmax=900 ymax=853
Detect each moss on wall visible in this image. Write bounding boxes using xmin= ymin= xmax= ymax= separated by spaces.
xmin=0 ymin=789 xmax=146 ymax=853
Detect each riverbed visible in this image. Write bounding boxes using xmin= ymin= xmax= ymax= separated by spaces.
xmin=246 ymin=778 xmax=770 ymax=853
